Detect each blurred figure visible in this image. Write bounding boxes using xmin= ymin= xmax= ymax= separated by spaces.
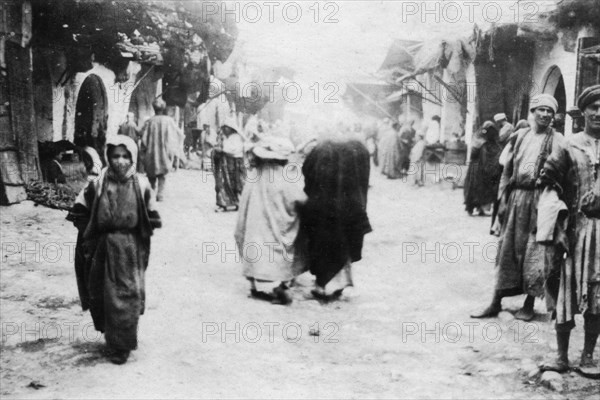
xmin=379 ymin=121 xmax=403 ymax=179
xmin=410 ymin=130 xmax=427 ymax=186
xmin=494 ymin=113 xmax=514 ymax=147
xmin=425 ymin=115 xmax=441 ymax=145
xmin=212 ymin=117 xmax=245 ymax=212
xmin=140 ymin=99 xmax=182 ymax=201
xmin=399 ymin=119 xmax=416 ymax=175
xmin=463 ymin=121 xmax=502 ymax=216
xmin=118 ymin=112 xmax=140 ymax=142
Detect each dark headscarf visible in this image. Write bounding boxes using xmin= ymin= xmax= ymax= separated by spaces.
xmin=300 ymin=139 xmax=372 ymax=286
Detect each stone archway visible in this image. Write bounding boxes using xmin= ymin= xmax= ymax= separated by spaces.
xmin=541 ymin=65 xmax=567 ymax=114
xmin=74 ymin=74 xmax=107 ymax=163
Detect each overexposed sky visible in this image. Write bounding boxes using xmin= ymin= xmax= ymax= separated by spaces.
xmin=234 ymin=0 xmax=558 ymax=84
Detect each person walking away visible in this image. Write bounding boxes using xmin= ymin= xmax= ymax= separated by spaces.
xmin=235 ymin=137 xmax=307 ymax=304
xmin=464 ymin=121 xmax=502 ymax=216
xmin=140 ymin=99 xmax=181 ymax=201
xmin=537 ymin=85 xmax=600 ymax=377
xmin=66 ymin=135 xmax=161 ymax=364
xmin=212 ymin=117 xmax=245 ymax=212
xmin=301 ymin=139 xmax=372 ymax=300
xmin=471 ymin=94 xmax=565 ymax=321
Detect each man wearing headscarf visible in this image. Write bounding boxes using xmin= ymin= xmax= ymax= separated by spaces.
xmin=494 ymin=113 xmax=514 ymax=147
xmin=235 ymin=136 xmax=307 ymax=304
xmin=140 ymin=99 xmax=182 ymax=201
xmin=538 ymin=84 xmax=600 ymax=377
xmin=471 ymin=94 xmax=565 ymax=321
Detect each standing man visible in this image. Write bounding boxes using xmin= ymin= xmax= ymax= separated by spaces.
xmin=494 ymin=113 xmax=514 ymax=147
xmin=140 ymin=99 xmax=181 ymax=202
xmin=538 ymin=84 xmax=600 ymax=376
xmin=471 ymin=94 xmax=565 ymax=321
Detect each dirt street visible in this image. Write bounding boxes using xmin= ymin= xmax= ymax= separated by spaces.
xmin=1 ymin=168 xmax=598 ymax=399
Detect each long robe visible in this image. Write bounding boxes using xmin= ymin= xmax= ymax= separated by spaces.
xmin=398 ymin=125 xmax=416 ymax=172
xmin=67 ymin=169 xmax=160 ymax=351
xmin=213 ymin=131 xmax=245 ymax=209
xmin=379 ymin=127 xmax=403 ymax=179
xmin=300 ymin=140 xmax=372 ymax=287
xmin=235 ymin=163 xmax=307 ymax=282
xmin=464 ymin=139 xmax=502 ymax=213
xmin=495 ymin=127 xmax=565 ymax=296
xmin=140 ymin=115 xmax=181 ymax=177
xmin=540 ymin=132 xmax=600 ymax=324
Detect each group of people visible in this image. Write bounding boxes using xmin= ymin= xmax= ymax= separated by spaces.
xmin=67 ymin=108 xmax=373 ymax=363
xmin=469 ymin=86 xmax=600 ymax=378
xmin=377 ymin=115 xmax=442 ymax=185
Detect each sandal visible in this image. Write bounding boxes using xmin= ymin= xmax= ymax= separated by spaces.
xmin=539 ymin=359 xmax=570 ymax=373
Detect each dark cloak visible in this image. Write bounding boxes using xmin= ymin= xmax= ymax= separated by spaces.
xmin=300 ymin=140 xmax=372 ymax=287
xmin=464 ymin=123 xmax=503 ymax=213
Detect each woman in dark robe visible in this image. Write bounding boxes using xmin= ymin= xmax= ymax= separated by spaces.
xmin=67 ymin=135 xmax=161 ymax=364
xmin=212 ymin=117 xmax=245 ymax=212
xmin=464 ymin=121 xmax=503 ymax=215
xmin=300 ymin=138 xmax=372 ymax=300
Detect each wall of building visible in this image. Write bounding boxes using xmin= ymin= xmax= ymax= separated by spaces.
xmin=43 ymin=60 xmax=150 ymax=142
xmin=528 ymin=27 xmax=600 ymax=136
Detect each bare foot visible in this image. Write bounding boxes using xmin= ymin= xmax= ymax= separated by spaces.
xmin=539 ymin=358 xmax=569 ymax=373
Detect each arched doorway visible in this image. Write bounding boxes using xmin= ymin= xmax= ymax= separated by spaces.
xmin=541 ymin=65 xmax=567 ymax=114
xmin=74 ymin=74 xmax=107 ymax=163
xmin=541 ymin=66 xmax=566 ymax=133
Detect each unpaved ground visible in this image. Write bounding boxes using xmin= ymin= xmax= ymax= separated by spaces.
xmin=1 ymin=167 xmax=598 ymax=399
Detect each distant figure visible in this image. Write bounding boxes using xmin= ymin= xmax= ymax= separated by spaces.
xmin=301 ymin=139 xmax=372 ymax=301
xmin=379 ymin=121 xmax=403 ymax=179
xmin=118 ymin=112 xmax=140 ymax=142
xmin=398 ymin=120 xmax=416 ymax=174
xmin=212 ymin=117 xmax=245 ymax=212
xmin=463 ymin=121 xmax=502 ymax=216
xmin=45 ymin=149 xmax=67 ymax=184
xmin=494 ymin=113 xmax=514 ymax=147
xmin=410 ymin=130 xmax=427 ymax=186
xmin=140 ymin=100 xmax=182 ymax=201
xmin=425 ymin=115 xmax=441 ymax=145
